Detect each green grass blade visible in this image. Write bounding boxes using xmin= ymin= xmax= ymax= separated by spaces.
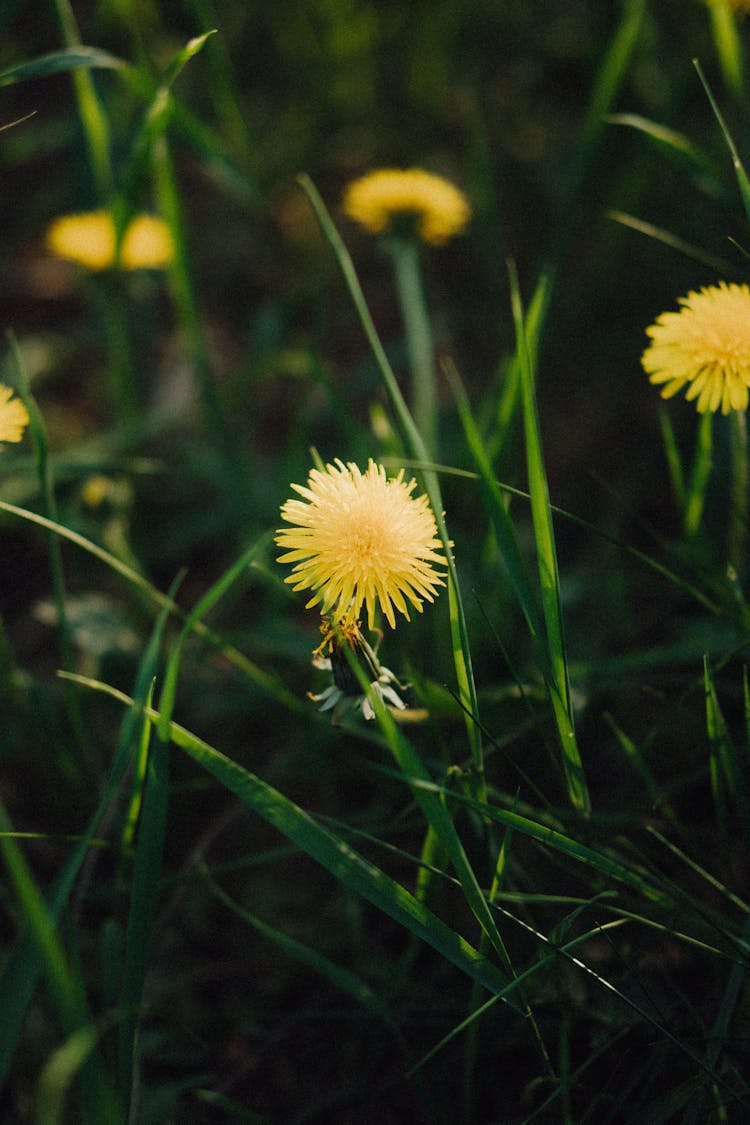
xmin=34 ymin=1025 xmax=99 ymax=1125
xmin=684 ymin=410 xmax=713 ymax=537
xmin=605 ymin=114 xmax=722 ymax=178
xmin=706 ymin=0 xmax=744 ymax=99
xmin=61 ymin=673 xmax=520 ymax=1003
xmin=704 ymin=659 xmax=750 ymax=844
xmin=7 ymin=333 xmax=92 ymax=769
xmin=0 ymin=583 xmax=173 ymax=1093
xmin=446 ymin=359 xmax=547 ymax=655
xmin=658 ymin=406 xmax=687 ymax=513
xmin=0 ymin=47 xmax=127 ymax=87
xmin=0 ymin=500 xmax=304 ymax=713
xmin=694 ymin=57 xmax=750 ymax=226
xmin=609 ymin=210 xmax=736 ymax=275
xmin=0 ymin=800 xmax=122 ymax=1123
xmin=202 ymin=867 xmax=402 ymax=1036
xmin=351 ymin=660 xmax=514 ymax=975
xmin=52 ymin=0 xmax=113 ymax=196
xmin=157 ymin=534 xmax=270 ymax=742
xmin=509 ymin=264 xmax=590 ymax=815
xmin=683 ymin=911 xmax=750 ymax=1124
xmin=117 ymin=687 xmax=169 ymax=1116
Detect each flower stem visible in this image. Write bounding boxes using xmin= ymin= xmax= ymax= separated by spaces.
xmin=728 ymin=408 xmax=747 ymax=572
xmin=388 ymin=237 xmax=438 ymax=457
xmin=684 ymin=410 xmax=713 ymax=538
xmin=94 ymin=275 xmax=140 ymax=425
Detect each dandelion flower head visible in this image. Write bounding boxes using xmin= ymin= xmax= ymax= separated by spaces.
xmin=46 ymin=210 xmax=174 ymax=272
xmin=0 ymin=384 xmax=29 ymax=444
xmin=341 ymin=168 xmax=471 ymax=246
xmin=641 ymin=282 xmax=750 ymax=414
xmin=276 ymin=459 xmax=448 ymax=629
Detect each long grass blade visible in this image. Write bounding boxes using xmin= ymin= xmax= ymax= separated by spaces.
xmin=0 ymin=47 xmax=127 ymax=87
xmin=509 ymin=264 xmax=590 ymax=815
xmin=61 ymin=672 xmax=521 ymax=1003
xmin=117 ymin=687 xmax=169 ymax=1117
xmin=694 ymin=57 xmax=750 ymax=226
xmin=0 ymin=585 xmax=172 ymax=1092
xmin=0 ymin=499 xmax=304 ymax=713
xmin=0 ymin=799 xmax=122 ymax=1123
xmin=52 ymin=0 xmax=113 ymax=196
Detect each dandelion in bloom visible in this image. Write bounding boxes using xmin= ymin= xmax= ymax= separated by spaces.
xmin=276 ymin=458 xmax=448 ymax=630
xmin=341 ymin=168 xmax=471 ymax=246
xmin=641 ymin=282 xmax=750 ymax=414
xmin=0 ymin=384 xmax=29 ymax=445
xmin=45 ymin=210 xmax=174 ymax=272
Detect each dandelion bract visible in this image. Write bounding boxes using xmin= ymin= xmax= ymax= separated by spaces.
xmin=276 ymin=458 xmax=448 ymax=629
xmin=641 ymin=282 xmax=750 ymax=414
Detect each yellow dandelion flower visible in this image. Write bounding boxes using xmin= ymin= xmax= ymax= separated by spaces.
xmin=0 ymin=384 xmax=29 ymax=444
xmin=341 ymin=168 xmax=471 ymax=246
xmin=45 ymin=210 xmax=174 ymax=272
xmin=641 ymin=282 xmax=750 ymax=414
xmin=276 ymin=458 xmax=448 ymax=629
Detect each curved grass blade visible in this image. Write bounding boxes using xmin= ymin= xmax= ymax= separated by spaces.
xmin=0 ymin=500 xmax=304 ymax=713
xmin=609 ymin=211 xmax=736 ymax=275
xmin=53 ymin=0 xmax=114 ymax=196
xmin=61 ymin=673 xmax=519 ymax=1003
xmin=202 ymin=866 xmax=403 ymax=1040
xmin=694 ymin=57 xmax=750 ymax=225
xmin=0 ymin=47 xmax=127 ymax=87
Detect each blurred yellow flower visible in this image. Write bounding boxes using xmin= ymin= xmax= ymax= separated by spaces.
xmin=45 ymin=210 xmax=174 ymax=271
xmin=341 ymin=168 xmax=471 ymax=246
xmin=0 ymin=384 xmax=29 ymax=444
xmin=641 ymin=282 xmax=750 ymax=414
xmin=276 ymin=458 xmax=448 ymax=629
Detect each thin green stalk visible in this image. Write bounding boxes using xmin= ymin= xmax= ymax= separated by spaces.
xmin=388 ymin=236 xmax=439 ymax=456
xmin=152 ymin=129 xmax=233 ymax=457
xmin=508 ymin=264 xmax=589 ymax=815
xmin=694 ymin=57 xmax=750 ymax=225
xmin=706 ymin=0 xmax=745 ymax=101
xmin=92 ymin=276 xmax=140 ymax=425
xmin=728 ymin=409 xmax=747 ymax=572
xmin=7 ymin=334 xmax=92 ymax=771
xmin=684 ymin=410 xmax=713 ymax=537
xmin=0 ymin=799 xmax=122 ymax=1123
xmin=117 ymin=692 xmax=169 ymax=1119
xmin=53 ymin=0 xmax=113 ymax=197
